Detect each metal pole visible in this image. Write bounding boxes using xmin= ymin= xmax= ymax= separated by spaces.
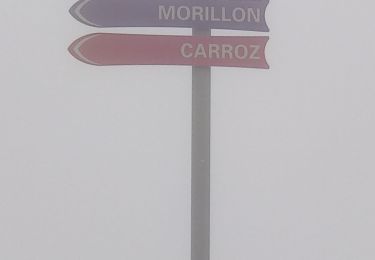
xmin=191 ymin=27 xmax=211 ymax=260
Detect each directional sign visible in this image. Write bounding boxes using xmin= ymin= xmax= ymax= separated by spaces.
xmin=70 ymin=0 xmax=269 ymax=31
xmin=68 ymin=33 xmax=269 ymax=69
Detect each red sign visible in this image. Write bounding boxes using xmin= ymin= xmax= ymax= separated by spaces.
xmin=69 ymin=33 xmax=269 ymax=69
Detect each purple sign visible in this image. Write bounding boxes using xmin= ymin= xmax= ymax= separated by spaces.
xmin=70 ymin=0 xmax=269 ymax=32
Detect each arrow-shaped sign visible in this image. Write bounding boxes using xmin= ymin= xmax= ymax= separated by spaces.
xmin=70 ymin=0 xmax=269 ymax=32
xmin=68 ymin=33 xmax=269 ymax=68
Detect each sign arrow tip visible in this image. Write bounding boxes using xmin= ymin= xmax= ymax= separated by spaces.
xmin=69 ymin=0 xmax=101 ymax=27
xmin=68 ymin=34 xmax=101 ymax=66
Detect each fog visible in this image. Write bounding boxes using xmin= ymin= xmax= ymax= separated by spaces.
xmin=1 ymin=0 xmax=375 ymax=259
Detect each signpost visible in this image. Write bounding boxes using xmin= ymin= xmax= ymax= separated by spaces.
xmin=191 ymin=26 xmax=211 ymax=260
xmin=69 ymin=1 xmax=270 ymax=259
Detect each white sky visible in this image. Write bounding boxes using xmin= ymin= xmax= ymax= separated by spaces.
xmin=1 ymin=0 xmax=375 ymax=259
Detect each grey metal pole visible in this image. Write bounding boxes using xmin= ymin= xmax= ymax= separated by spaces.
xmin=191 ymin=27 xmax=211 ymax=260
